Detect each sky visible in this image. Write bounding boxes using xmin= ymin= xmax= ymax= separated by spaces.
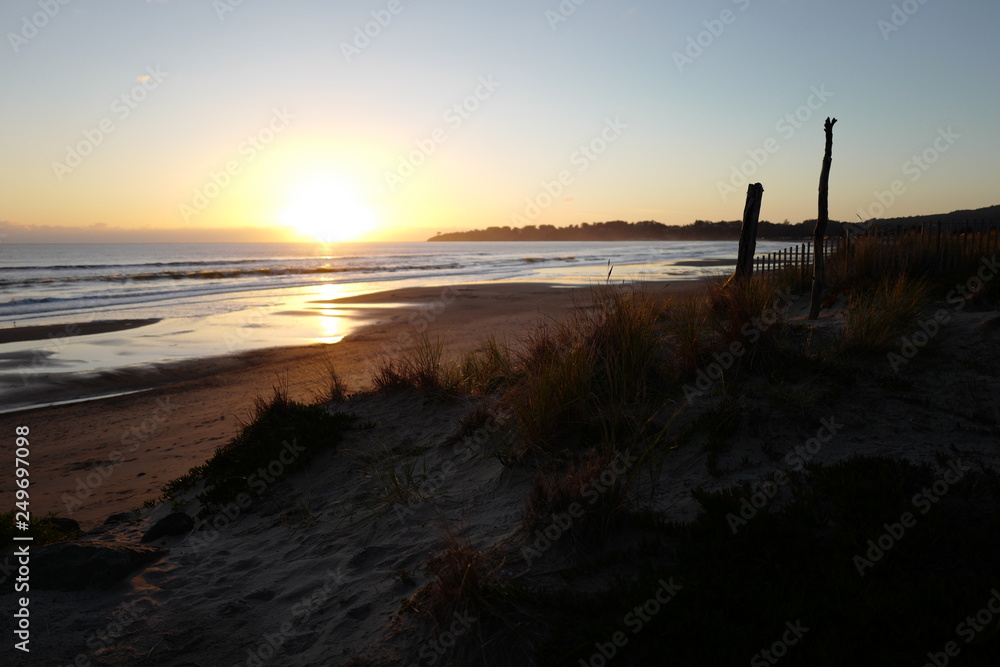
xmin=0 ymin=0 xmax=997 ymax=243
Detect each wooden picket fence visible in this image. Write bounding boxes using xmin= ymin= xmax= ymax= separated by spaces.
xmin=753 ymin=237 xmax=841 ymax=282
xmin=858 ymin=220 xmax=1000 ymax=272
xmin=753 ymin=219 xmax=1000 ymax=280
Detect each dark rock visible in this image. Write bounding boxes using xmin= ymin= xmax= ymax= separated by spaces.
xmin=31 ymin=542 xmax=165 ymax=591
xmin=39 ymin=517 xmax=81 ymax=534
xmin=104 ymin=512 xmax=138 ymax=525
xmin=141 ymin=512 xmax=194 ymax=543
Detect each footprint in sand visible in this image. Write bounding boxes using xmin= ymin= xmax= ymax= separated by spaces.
xmin=243 ymin=589 xmax=276 ymax=602
xmin=282 ymin=631 xmax=318 ymax=654
xmin=345 ymin=603 xmax=372 ymax=621
xmin=230 ymin=557 xmax=260 ymax=572
xmin=218 ymin=601 xmax=247 ymax=616
xmin=347 ymin=546 xmax=390 ymax=570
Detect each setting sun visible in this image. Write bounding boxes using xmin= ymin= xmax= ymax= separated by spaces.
xmin=279 ymin=177 xmax=378 ymax=243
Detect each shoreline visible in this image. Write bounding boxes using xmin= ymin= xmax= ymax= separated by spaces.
xmin=0 ymin=318 xmax=162 ymax=345
xmin=0 ymin=280 xmax=703 ymax=413
xmin=0 ymin=279 xmax=709 ymax=529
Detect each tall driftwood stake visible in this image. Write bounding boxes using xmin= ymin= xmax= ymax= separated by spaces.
xmin=727 ymin=183 xmax=764 ymax=286
xmin=808 ymin=117 xmax=837 ymax=320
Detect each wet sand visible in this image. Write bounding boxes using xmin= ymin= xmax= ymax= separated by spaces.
xmin=0 ymin=318 xmax=161 ymax=344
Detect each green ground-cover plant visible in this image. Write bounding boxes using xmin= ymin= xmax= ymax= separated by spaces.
xmin=0 ymin=511 xmax=81 ymax=547
xmin=158 ymin=386 xmax=354 ymax=517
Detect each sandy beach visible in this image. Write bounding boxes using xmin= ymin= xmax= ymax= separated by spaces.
xmin=0 ymin=280 xmax=704 ymax=530
xmin=4 ymin=267 xmax=1000 ymax=666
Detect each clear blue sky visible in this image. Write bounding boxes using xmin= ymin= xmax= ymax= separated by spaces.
xmin=1 ymin=0 xmax=997 ymax=242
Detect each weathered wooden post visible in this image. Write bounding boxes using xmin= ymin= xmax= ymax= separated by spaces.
xmin=808 ymin=117 xmax=837 ymax=320
xmin=727 ymin=182 xmax=764 ymax=286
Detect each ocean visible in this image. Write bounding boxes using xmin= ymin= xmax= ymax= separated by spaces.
xmin=0 ymin=240 xmax=791 ymax=411
xmin=0 ymin=240 xmax=796 ymax=322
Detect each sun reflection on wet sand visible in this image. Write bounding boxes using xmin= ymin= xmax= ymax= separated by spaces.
xmin=309 ymin=283 xmax=356 ymax=344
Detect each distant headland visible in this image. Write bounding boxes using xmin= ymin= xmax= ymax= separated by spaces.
xmin=427 ymin=205 xmax=1000 ymax=242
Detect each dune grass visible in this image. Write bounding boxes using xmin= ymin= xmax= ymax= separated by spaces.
xmin=457 ymin=335 xmax=517 ymax=395
xmin=372 ymin=333 xmax=457 ymax=392
xmin=659 ymin=292 xmax=711 ymax=377
xmin=421 ymin=534 xmax=491 ymax=614
xmin=498 ymin=286 xmax=673 ymax=456
xmin=521 ymin=449 xmax=629 ymax=545
xmin=316 ymin=357 xmax=349 ymax=403
xmin=504 ymin=330 xmax=594 ymax=452
xmin=841 ymin=272 xmax=930 ymax=352
xmin=158 ymin=386 xmax=355 ymax=517
xmin=412 ymin=274 xmax=804 ymax=462
xmin=409 ymin=528 xmax=511 ymax=628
